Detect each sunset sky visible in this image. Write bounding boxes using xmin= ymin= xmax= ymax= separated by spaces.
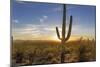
xmin=12 ymin=0 xmax=96 ymax=41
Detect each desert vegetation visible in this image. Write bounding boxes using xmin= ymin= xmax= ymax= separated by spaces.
xmin=12 ymin=38 xmax=96 ymax=66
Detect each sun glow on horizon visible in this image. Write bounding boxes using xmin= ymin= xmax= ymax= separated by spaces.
xmin=13 ymin=34 xmax=95 ymax=42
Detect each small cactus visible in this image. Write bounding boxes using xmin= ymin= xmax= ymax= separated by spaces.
xmin=56 ymin=4 xmax=73 ymax=63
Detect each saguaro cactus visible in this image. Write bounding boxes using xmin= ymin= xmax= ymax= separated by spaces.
xmin=56 ymin=4 xmax=73 ymax=63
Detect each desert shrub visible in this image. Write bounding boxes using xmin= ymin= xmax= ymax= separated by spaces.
xmin=79 ymin=39 xmax=96 ymax=62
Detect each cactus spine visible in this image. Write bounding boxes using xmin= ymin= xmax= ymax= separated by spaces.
xmin=56 ymin=4 xmax=73 ymax=63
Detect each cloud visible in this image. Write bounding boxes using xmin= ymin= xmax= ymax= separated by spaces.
xmin=12 ymin=23 xmax=58 ymax=40
xmin=13 ymin=23 xmax=95 ymax=40
xmin=12 ymin=19 xmax=19 ymax=23
xmin=39 ymin=15 xmax=48 ymax=23
xmin=39 ymin=19 xmax=44 ymax=23
xmin=43 ymin=15 xmax=48 ymax=19
xmin=12 ymin=19 xmax=95 ymax=40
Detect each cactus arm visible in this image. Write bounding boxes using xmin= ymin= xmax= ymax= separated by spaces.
xmin=65 ymin=15 xmax=73 ymax=41
xmin=62 ymin=4 xmax=66 ymax=39
xmin=56 ymin=27 xmax=61 ymax=40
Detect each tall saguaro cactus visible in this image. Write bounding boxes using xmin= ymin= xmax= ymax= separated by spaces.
xmin=56 ymin=4 xmax=73 ymax=63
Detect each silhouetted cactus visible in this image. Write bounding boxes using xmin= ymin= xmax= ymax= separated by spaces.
xmin=56 ymin=4 xmax=73 ymax=63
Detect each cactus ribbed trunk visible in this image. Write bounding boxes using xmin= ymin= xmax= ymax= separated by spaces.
xmin=56 ymin=4 xmax=73 ymax=63
xmin=61 ymin=41 xmax=65 ymax=63
xmin=62 ymin=4 xmax=66 ymax=40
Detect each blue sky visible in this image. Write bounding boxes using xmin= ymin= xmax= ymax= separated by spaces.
xmin=12 ymin=0 xmax=96 ymax=40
